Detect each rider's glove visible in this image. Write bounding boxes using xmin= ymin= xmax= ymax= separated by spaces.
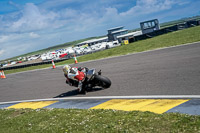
xmin=78 ymin=67 xmax=82 ymax=71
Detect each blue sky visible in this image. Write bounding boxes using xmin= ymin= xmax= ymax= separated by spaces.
xmin=0 ymin=0 xmax=200 ymax=60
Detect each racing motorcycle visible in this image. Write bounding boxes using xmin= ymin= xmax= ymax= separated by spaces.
xmin=85 ymin=68 xmax=111 ymax=89
xmin=71 ymin=68 xmax=111 ymax=93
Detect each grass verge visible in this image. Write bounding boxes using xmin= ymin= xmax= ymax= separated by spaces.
xmin=4 ymin=26 xmax=200 ymax=74
xmin=0 ymin=108 xmax=199 ymax=133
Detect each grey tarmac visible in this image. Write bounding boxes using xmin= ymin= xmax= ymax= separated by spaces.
xmin=0 ymin=42 xmax=200 ymax=102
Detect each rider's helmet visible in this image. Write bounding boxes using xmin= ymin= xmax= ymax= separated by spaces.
xmin=63 ymin=65 xmax=71 ymax=75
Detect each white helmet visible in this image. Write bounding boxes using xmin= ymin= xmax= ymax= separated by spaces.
xmin=63 ymin=65 xmax=71 ymax=75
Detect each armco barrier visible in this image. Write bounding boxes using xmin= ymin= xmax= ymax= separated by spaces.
xmin=0 ymin=57 xmax=71 ymax=71
xmin=0 ymin=50 xmax=102 ymax=71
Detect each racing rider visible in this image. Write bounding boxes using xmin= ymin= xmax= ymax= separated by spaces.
xmin=62 ymin=65 xmax=88 ymax=93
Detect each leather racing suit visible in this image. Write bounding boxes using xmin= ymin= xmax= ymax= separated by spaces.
xmin=64 ymin=67 xmax=87 ymax=92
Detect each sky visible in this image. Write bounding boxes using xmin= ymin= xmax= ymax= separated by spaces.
xmin=0 ymin=0 xmax=200 ymax=60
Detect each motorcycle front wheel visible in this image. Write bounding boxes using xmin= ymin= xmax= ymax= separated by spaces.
xmin=94 ymin=75 xmax=111 ymax=88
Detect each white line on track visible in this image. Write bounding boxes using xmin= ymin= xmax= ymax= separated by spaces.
xmin=1 ymin=95 xmax=200 ymax=105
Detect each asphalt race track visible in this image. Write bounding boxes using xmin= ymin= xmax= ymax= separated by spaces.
xmin=0 ymin=42 xmax=200 ymax=102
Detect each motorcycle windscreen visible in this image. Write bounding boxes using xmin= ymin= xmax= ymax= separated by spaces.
xmin=86 ymin=69 xmax=95 ymax=79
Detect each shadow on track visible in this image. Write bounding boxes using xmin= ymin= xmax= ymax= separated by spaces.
xmin=53 ymin=87 xmax=104 ymax=98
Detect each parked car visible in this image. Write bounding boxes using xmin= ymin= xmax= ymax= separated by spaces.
xmin=66 ymin=47 xmax=75 ymax=55
xmin=59 ymin=53 xmax=68 ymax=58
xmin=83 ymin=47 xmax=93 ymax=54
xmin=90 ymin=43 xmax=104 ymax=51
xmin=10 ymin=61 xmax=17 ymax=65
xmin=73 ymin=47 xmax=84 ymax=55
xmin=2 ymin=64 xmax=8 ymax=67
xmin=106 ymin=40 xmax=121 ymax=49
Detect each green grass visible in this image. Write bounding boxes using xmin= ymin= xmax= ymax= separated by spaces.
xmin=0 ymin=108 xmax=199 ymax=133
xmin=4 ymin=26 xmax=200 ymax=75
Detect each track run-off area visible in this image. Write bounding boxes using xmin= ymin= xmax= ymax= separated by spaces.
xmin=0 ymin=42 xmax=200 ymax=115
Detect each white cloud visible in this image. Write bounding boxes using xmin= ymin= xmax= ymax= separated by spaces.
xmin=7 ymin=3 xmax=58 ymax=32
xmin=29 ymin=32 xmax=40 ymax=38
xmin=120 ymin=0 xmax=175 ymax=16
xmin=0 ymin=34 xmax=27 ymax=45
xmin=8 ymin=1 xmax=21 ymax=9
xmin=0 ymin=35 xmax=9 ymax=43
xmin=39 ymin=0 xmax=79 ymax=10
xmin=0 ymin=33 xmax=43 ymax=60
xmin=0 ymin=49 xmax=5 ymax=56
xmin=1 ymin=44 xmax=29 ymax=60
xmin=0 ymin=0 xmax=181 ymax=34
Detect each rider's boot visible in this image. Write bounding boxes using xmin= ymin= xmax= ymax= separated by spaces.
xmin=80 ymin=88 xmax=86 ymax=94
xmin=78 ymin=86 xmax=86 ymax=94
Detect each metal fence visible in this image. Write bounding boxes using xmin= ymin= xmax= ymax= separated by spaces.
xmin=0 ymin=58 xmax=69 ymax=71
xmin=133 ymin=19 xmax=199 ymax=42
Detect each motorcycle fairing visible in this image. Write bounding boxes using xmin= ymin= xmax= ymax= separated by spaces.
xmin=75 ymin=71 xmax=85 ymax=81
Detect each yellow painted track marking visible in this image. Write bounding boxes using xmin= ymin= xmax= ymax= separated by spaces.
xmin=7 ymin=101 xmax=58 ymax=109
xmin=91 ymin=99 xmax=189 ymax=114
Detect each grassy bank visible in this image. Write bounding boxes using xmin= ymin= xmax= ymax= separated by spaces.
xmin=0 ymin=108 xmax=199 ymax=133
xmin=4 ymin=26 xmax=200 ymax=74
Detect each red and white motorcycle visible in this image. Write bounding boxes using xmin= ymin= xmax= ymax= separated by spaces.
xmin=71 ymin=68 xmax=111 ymax=93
